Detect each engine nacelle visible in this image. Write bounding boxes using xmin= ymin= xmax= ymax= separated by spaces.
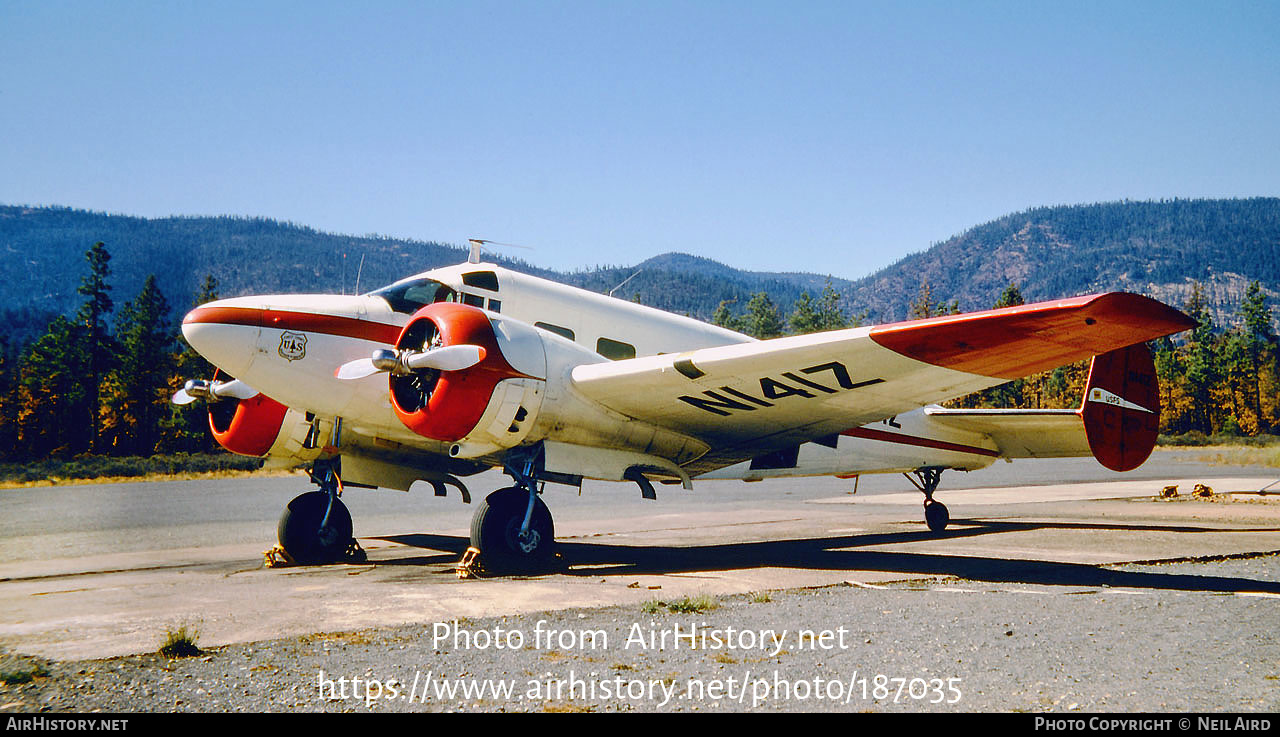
xmin=389 ymin=303 xmax=549 ymax=457
xmin=208 ymin=372 xmax=325 ymax=465
xmin=385 ymin=303 xmax=709 ymax=471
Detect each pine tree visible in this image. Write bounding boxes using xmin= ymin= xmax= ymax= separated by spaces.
xmin=711 ymin=299 xmax=744 ymax=333
xmin=814 ymin=281 xmax=852 ymax=330
xmin=1181 ymin=283 xmax=1220 ymax=433
xmin=107 ymin=276 xmax=174 ymax=455
xmin=0 ymin=336 xmax=15 ymax=459
xmin=909 ymin=279 xmax=959 ymax=319
xmin=994 ymin=283 xmax=1025 ymax=309
xmin=1238 ymin=281 xmax=1277 ymax=431
xmin=743 ymin=292 xmax=784 ymax=339
xmin=76 ymin=242 xmax=117 ymax=453
xmin=170 ymin=274 xmax=220 ymax=451
xmin=16 ymin=317 xmax=90 ymax=457
xmin=788 ymin=291 xmax=821 ymax=334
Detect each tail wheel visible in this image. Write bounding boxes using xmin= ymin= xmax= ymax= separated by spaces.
xmin=278 ymin=491 xmax=353 ymax=564
xmin=470 ymin=486 xmax=555 ymax=573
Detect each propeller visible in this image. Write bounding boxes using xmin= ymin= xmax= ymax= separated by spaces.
xmin=171 ymin=378 xmax=260 ymax=405
xmin=335 ymin=344 xmax=485 ymax=380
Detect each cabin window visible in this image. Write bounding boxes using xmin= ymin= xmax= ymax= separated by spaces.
xmin=596 ymin=337 xmax=636 ymax=360
xmin=488 ymin=299 xmax=501 ymax=313
xmin=535 ymin=322 xmax=575 ymax=341
xmin=461 ymin=271 xmax=500 ymax=291
xmin=462 ymin=293 xmax=485 ymax=308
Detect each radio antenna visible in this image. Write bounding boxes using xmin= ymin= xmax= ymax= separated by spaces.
xmin=608 ymin=268 xmax=645 ymax=297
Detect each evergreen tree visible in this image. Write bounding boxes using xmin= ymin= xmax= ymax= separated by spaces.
xmin=0 ymin=336 xmax=14 ymax=459
xmin=742 ymin=292 xmax=784 ymax=339
xmin=76 ymin=242 xmax=116 ymax=453
xmin=170 ymin=274 xmax=221 ymax=451
xmin=814 ymin=281 xmax=853 ymax=330
xmin=909 ymin=279 xmax=959 ymax=319
xmin=711 ymin=299 xmax=744 ymax=333
xmin=1152 ymin=336 xmax=1187 ymax=432
xmin=1238 ymin=281 xmax=1277 ymax=431
xmin=16 ymin=317 xmax=90 ymax=457
xmin=107 ymin=276 xmax=174 ymax=455
xmin=788 ymin=291 xmax=822 ymax=334
xmin=994 ymin=283 xmax=1025 ymax=309
xmin=1181 ymin=283 xmax=1219 ymax=433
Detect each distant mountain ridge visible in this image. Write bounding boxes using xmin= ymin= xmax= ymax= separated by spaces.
xmin=848 ymin=198 xmax=1280 ymax=326
xmin=2 ymin=198 xmax=1278 ymax=338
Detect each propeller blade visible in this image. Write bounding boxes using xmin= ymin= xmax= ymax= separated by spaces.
xmin=172 ymin=378 xmax=261 ymax=403
xmin=404 ymin=344 xmax=485 ymax=372
xmin=211 ymin=379 xmax=259 ymax=400
xmin=335 ymin=358 xmax=380 ymax=380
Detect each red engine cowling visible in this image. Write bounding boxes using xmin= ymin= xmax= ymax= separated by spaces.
xmin=208 ymin=371 xmax=291 ymax=457
xmin=389 ymin=302 xmax=536 ymax=443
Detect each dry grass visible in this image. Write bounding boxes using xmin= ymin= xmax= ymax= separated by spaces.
xmin=1163 ymin=446 xmax=1280 ymax=468
xmin=158 ymin=622 xmax=202 ymax=658
xmin=0 ymin=467 xmax=302 ymax=490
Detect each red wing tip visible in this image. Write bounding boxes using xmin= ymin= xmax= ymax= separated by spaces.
xmin=869 ymin=291 xmax=1195 ymax=380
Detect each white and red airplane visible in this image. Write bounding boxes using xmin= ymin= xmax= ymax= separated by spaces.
xmin=176 ymin=244 xmax=1196 ymax=572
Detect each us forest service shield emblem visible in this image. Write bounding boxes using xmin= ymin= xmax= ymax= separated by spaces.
xmin=279 ymin=331 xmax=308 ymax=361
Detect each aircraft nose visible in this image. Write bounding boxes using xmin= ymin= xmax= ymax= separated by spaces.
xmin=181 ymin=297 xmax=264 ymax=377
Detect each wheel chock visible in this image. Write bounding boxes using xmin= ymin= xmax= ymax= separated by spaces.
xmin=456 ymin=546 xmax=485 ymax=579
xmin=342 ymin=539 xmax=368 ymax=563
xmin=263 ymin=545 xmax=296 ymax=568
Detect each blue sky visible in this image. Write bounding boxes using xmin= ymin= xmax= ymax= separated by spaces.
xmin=2 ymin=1 xmax=1277 ymax=277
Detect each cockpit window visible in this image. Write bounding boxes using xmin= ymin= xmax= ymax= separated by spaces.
xmin=368 ymin=278 xmax=457 ymax=314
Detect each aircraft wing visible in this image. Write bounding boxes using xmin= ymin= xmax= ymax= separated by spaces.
xmin=569 ymin=292 xmax=1194 ymax=474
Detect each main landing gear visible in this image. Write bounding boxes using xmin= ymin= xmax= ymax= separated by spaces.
xmin=468 ymin=449 xmax=557 ymax=574
xmin=276 ymin=462 xmax=365 ymax=564
xmin=905 ymin=466 xmax=950 ymax=533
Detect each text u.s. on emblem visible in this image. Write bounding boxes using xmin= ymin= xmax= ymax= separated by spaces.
xmin=279 ymin=331 xmax=307 ymax=361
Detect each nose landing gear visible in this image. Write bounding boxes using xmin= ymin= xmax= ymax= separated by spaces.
xmin=276 ymin=462 xmax=365 ymax=564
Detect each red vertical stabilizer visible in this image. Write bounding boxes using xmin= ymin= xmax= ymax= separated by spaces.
xmin=1079 ymin=343 xmax=1160 ymax=472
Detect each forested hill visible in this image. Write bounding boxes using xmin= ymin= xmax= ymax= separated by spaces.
xmin=0 ymin=205 xmax=478 ymax=318
xmin=847 ymin=198 xmax=1280 ymax=325
xmin=3 ymin=198 xmax=1279 ymax=337
xmin=0 ymin=205 xmax=848 ymax=325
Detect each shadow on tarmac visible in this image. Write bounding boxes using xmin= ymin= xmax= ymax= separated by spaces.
xmin=372 ymin=517 xmax=1280 ymax=594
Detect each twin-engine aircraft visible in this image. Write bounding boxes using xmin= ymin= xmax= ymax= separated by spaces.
xmin=176 ymin=244 xmax=1196 ymax=572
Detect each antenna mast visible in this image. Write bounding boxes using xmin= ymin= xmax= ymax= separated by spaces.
xmin=468 ymin=238 xmax=534 ymax=264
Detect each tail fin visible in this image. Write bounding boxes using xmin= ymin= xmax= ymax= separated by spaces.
xmin=1080 ymin=343 xmax=1159 ymax=472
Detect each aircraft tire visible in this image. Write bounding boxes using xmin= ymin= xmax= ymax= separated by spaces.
xmin=924 ymin=500 xmax=949 ymax=533
xmin=471 ymin=486 xmax=555 ymax=574
xmin=277 ymin=492 xmax=353 ymax=564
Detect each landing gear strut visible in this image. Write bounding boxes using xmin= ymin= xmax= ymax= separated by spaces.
xmin=905 ymin=466 xmax=950 ymax=533
xmin=277 ymin=462 xmax=361 ymax=564
xmin=469 ymin=447 xmax=557 ymax=574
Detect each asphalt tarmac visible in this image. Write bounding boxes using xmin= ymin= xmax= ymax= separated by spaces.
xmin=1 ymin=451 xmax=1278 ymax=712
